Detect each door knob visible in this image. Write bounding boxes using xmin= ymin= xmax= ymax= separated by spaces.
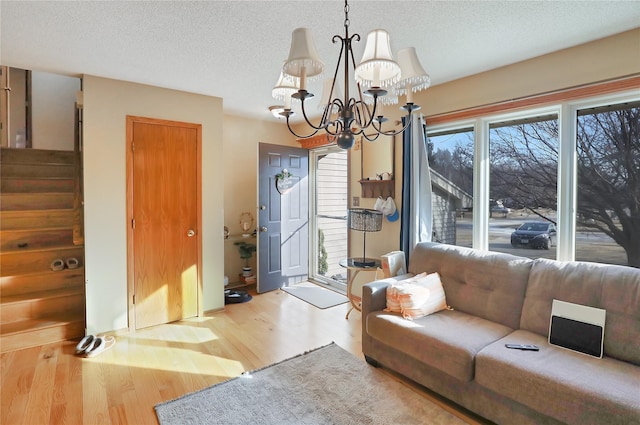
xmin=260 ymin=226 xmax=268 ymax=232
xmin=260 ymin=205 xmax=267 ymax=210
xmin=187 ymin=229 xmax=195 ymax=237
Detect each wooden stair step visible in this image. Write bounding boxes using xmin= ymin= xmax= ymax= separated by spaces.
xmin=1 ymin=246 xmax=84 ymax=277
xmin=0 ymin=148 xmax=85 ymax=353
xmin=2 ymin=286 xmax=85 ymax=305
xmin=0 ymin=148 xmax=75 ymax=165
xmin=1 ymin=163 xmax=74 ymax=179
xmin=1 ymin=316 xmax=84 ymax=353
xmin=1 ymin=288 xmax=85 ymax=324
xmin=0 ymin=192 xmax=74 ymax=211
xmin=0 ymin=268 xmax=84 ymax=297
xmin=1 ymin=228 xmax=75 ymax=251
xmin=1 ymin=177 xmax=75 ymax=193
xmin=0 ymin=209 xmax=75 ymax=231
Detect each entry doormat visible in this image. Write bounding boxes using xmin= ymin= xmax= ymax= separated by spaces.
xmin=281 ymin=282 xmax=348 ymax=309
xmin=155 ymin=342 xmax=468 ymax=425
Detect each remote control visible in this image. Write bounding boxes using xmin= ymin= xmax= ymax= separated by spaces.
xmin=505 ymin=344 xmax=539 ymax=351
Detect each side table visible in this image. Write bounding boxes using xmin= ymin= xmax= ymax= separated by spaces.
xmin=339 ymin=258 xmax=381 ymax=319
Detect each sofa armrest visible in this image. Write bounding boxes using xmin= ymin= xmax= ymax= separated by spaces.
xmin=362 ymin=280 xmax=390 ymax=316
xmin=362 ymin=273 xmax=414 ymax=316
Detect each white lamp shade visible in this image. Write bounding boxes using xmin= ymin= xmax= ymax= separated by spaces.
xmin=283 ymin=28 xmax=324 ymax=79
xmin=355 ymin=29 xmax=400 ymax=88
xmin=318 ymin=78 xmax=343 ymax=110
xmin=396 ymin=47 xmax=431 ymax=94
xmin=272 ymin=69 xmax=299 ymax=101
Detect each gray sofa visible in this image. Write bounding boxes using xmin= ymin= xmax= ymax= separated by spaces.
xmin=362 ymin=242 xmax=640 ymax=425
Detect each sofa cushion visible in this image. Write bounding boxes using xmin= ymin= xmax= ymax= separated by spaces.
xmin=366 ymin=308 xmax=513 ymax=382
xmin=520 ymin=258 xmax=640 ymax=365
xmin=409 ymin=242 xmax=533 ymax=329
xmin=476 ymin=330 xmax=640 ymax=425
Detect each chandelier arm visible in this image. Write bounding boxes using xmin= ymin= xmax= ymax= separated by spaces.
xmin=353 ymin=98 xmax=380 ymax=130
xmin=347 ymin=34 xmax=363 ymax=96
xmin=320 ymin=98 xmax=342 ymax=128
xmin=323 ymin=101 xmax=346 ymax=137
xmin=347 ymin=43 xmax=382 ymax=131
xmin=284 ymin=114 xmax=320 ymax=139
xmin=324 ymin=122 xmax=341 ymax=136
xmin=298 ymin=97 xmax=329 ymax=131
xmin=370 ymin=112 xmax=414 ymax=137
xmin=319 ymin=104 xmax=331 ymax=128
xmin=348 ymin=33 xmax=367 ymax=110
xmin=361 ymin=131 xmax=382 ymax=142
xmin=328 ymin=36 xmax=346 ymax=113
xmin=352 ymin=102 xmax=366 ymax=130
xmin=347 ymin=34 xmax=361 ymax=60
xmin=350 ymin=126 xmax=365 ymax=136
xmin=346 ymin=96 xmax=368 ymax=130
xmin=326 ymin=99 xmax=345 ymax=127
xmin=344 ymin=33 xmax=361 ymax=110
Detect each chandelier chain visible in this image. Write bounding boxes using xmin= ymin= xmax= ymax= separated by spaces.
xmin=344 ymin=0 xmax=350 ymax=29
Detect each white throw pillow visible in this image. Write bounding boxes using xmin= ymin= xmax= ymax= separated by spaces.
xmin=385 ymin=272 xmax=427 ymax=313
xmin=395 ymin=272 xmax=447 ymax=320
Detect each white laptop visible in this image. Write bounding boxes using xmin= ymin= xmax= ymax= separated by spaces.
xmin=548 ymin=299 xmax=606 ymax=359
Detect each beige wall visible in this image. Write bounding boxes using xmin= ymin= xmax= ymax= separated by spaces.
xmin=6 ymin=68 xmax=27 ymax=148
xmin=415 ymin=28 xmax=640 ymax=118
xmin=83 ymin=75 xmax=224 ymax=334
xmin=222 ymin=114 xmax=298 ymax=280
xmin=32 ymin=71 xmax=79 ymax=150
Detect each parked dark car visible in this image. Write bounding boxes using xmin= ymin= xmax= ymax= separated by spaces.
xmin=510 ymin=222 xmax=556 ymax=249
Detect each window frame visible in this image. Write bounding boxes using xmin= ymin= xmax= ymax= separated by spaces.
xmin=425 ymin=88 xmax=640 ymax=262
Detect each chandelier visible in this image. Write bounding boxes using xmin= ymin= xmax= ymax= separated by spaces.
xmin=272 ymin=0 xmax=430 ymax=149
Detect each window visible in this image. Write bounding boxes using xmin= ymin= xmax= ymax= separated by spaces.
xmin=425 ymin=90 xmax=639 ymax=268
xmin=426 ymin=127 xmax=474 ymax=247
xmin=575 ymin=103 xmax=640 ymax=267
xmin=489 ymin=115 xmax=558 ymax=259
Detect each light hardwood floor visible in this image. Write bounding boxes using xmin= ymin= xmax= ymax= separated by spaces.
xmin=1 ymin=287 xmax=488 ymax=425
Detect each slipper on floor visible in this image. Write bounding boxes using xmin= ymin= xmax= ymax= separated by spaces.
xmin=75 ymin=334 xmax=95 ymax=355
xmin=66 ymin=257 xmax=80 ymax=269
xmin=50 ymin=258 xmax=65 ymax=271
xmin=84 ymin=336 xmax=116 ymax=357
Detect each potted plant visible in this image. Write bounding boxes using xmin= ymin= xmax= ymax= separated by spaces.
xmin=234 ymin=241 xmax=256 ymax=277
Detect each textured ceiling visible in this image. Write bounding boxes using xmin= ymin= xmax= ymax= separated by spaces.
xmin=1 ymin=1 xmax=639 ymax=121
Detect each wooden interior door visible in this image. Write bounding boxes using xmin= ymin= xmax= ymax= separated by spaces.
xmin=127 ymin=116 xmax=201 ymax=330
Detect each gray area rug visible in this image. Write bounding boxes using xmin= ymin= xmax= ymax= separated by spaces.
xmin=155 ymin=342 xmax=468 ymax=425
xmin=281 ymin=283 xmax=348 ymax=309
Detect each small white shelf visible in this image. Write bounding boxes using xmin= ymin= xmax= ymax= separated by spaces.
xmin=225 ymin=233 xmax=256 ymax=242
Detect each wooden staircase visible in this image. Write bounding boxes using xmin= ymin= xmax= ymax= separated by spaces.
xmin=1 ymin=148 xmax=85 ymax=352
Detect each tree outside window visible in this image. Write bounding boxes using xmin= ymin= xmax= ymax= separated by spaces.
xmin=426 ymin=101 xmax=639 ymax=268
xmin=576 ymin=104 xmax=640 ymax=268
xmin=489 ymin=116 xmax=559 ymax=260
